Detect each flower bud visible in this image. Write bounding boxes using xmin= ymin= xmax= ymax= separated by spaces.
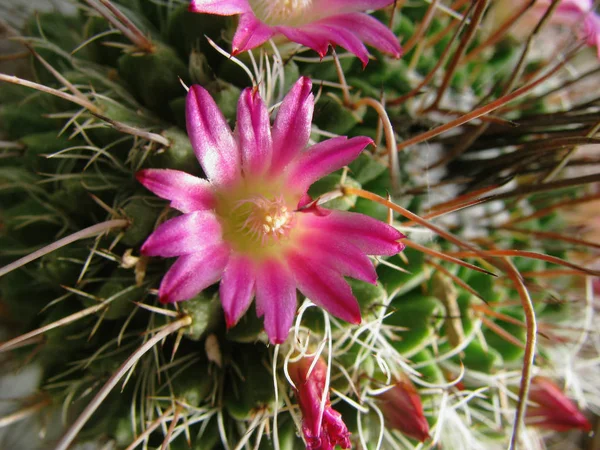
xmin=526 ymin=376 xmax=591 ymax=432
xmin=376 ymin=375 xmax=430 ymax=442
xmin=288 ymin=356 xmax=351 ymax=450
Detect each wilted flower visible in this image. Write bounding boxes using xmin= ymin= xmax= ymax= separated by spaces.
xmin=288 ymin=356 xmax=351 ymax=450
xmin=525 ymin=376 xmax=592 ymax=432
xmin=376 ymin=375 xmax=430 ymax=442
xmin=189 ymin=0 xmax=401 ymax=66
xmin=137 ymin=77 xmax=404 ymax=344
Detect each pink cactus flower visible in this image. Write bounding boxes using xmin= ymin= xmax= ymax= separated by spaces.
xmin=496 ymin=0 xmax=600 ymax=57
xmin=525 ymin=376 xmax=592 ymax=432
xmin=376 ymin=376 xmax=430 ymax=442
xmin=136 ymin=76 xmax=404 ymax=344
xmin=188 ymin=0 xmax=401 ymax=66
xmin=545 ymin=0 xmax=600 ymax=57
xmin=288 ymin=356 xmax=351 ymax=450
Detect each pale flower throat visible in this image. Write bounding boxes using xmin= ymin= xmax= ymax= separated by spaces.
xmin=234 ymin=195 xmax=293 ymax=245
xmin=248 ymin=0 xmax=314 ymax=26
xmin=217 ymin=187 xmax=297 ymax=257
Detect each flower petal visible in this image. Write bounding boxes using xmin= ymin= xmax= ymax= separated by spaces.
xmin=323 ymin=13 xmax=402 ymax=58
xmin=158 ymin=244 xmax=230 ymax=303
xmin=187 ymin=85 xmax=240 ymax=186
xmin=302 ymin=210 xmax=405 ymax=256
xmin=277 ymin=26 xmax=331 ymax=57
xmin=270 ymin=77 xmax=314 ymax=172
xmin=236 ymin=87 xmax=272 ymax=175
xmin=307 ymin=22 xmax=371 ymax=66
xmin=554 ymin=0 xmax=593 ymax=16
xmin=298 ymin=233 xmax=378 ymax=284
xmin=141 ymin=211 xmax=222 ymax=258
xmin=220 ymin=255 xmax=256 ymax=328
xmin=188 ymin=0 xmax=250 ymax=15
xmin=583 ymin=13 xmax=600 ymax=50
xmin=289 ymin=253 xmax=361 ymax=324
xmin=564 ymin=0 xmax=593 ymax=10
xmin=285 ymin=136 xmax=373 ymax=194
xmin=136 ymin=169 xmax=215 ymax=213
xmin=232 ymin=13 xmax=276 ymax=54
xmin=255 ymin=259 xmax=297 ymax=344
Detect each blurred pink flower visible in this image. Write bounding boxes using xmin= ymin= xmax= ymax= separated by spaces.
xmin=492 ymin=0 xmax=600 ymax=57
xmin=137 ymin=77 xmax=404 ymax=344
xmin=188 ymin=0 xmax=401 ymax=66
xmin=526 ymin=376 xmax=592 ymax=432
xmin=288 ymin=356 xmax=351 ymax=450
xmin=377 ymin=376 xmax=430 ymax=442
xmin=544 ymin=0 xmax=600 ymax=57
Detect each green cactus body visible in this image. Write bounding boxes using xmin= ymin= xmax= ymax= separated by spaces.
xmin=0 ymin=1 xmax=598 ymax=449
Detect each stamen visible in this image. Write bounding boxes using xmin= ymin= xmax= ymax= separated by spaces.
xmin=248 ymin=0 xmax=314 ymax=26
xmin=232 ymin=194 xmax=294 ymax=246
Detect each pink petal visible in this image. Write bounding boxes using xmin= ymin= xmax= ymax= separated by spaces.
xmin=298 ymin=234 xmax=378 ymax=284
xmin=158 ymin=244 xmax=230 ymax=303
xmin=321 ymin=408 xmax=352 ymax=449
xmin=220 ymin=255 xmax=256 ymax=328
xmin=556 ymin=0 xmax=593 ymax=14
xmin=141 ymin=211 xmax=222 ymax=258
xmin=288 ymin=253 xmax=361 ymax=324
xmin=323 ymin=13 xmax=402 ymax=58
xmin=136 ymin=169 xmax=215 ymax=213
xmin=549 ymin=4 xmax=588 ymax=24
xmin=307 ymin=22 xmax=371 ymax=66
xmin=565 ymin=0 xmax=593 ymax=9
xmin=187 ymin=85 xmax=240 ymax=186
xmin=232 ymin=13 xmax=276 ymax=54
xmin=188 ymin=0 xmax=250 ymax=15
xmin=270 ymin=77 xmax=314 ymax=173
xmin=302 ymin=210 xmax=405 ymax=256
xmin=285 ymin=136 xmax=373 ymax=194
xmin=236 ymin=87 xmax=272 ymax=176
xmin=277 ymin=26 xmax=331 ymax=58
xmin=255 ymin=259 xmax=297 ymax=344
xmin=583 ymin=13 xmax=600 ymax=49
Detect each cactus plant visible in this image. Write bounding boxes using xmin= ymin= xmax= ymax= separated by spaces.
xmin=0 ymin=1 xmax=599 ymax=449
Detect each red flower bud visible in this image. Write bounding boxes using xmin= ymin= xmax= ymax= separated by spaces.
xmin=526 ymin=376 xmax=591 ymax=432
xmin=376 ymin=376 xmax=430 ymax=442
xmin=288 ymin=356 xmax=351 ymax=450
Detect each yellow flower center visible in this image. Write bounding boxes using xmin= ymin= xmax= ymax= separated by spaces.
xmin=248 ymin=0 xmax=314 ymax=26
xmin=233 ymin=194 xmax=294 ymax=244
xmin=215 ymin=179 xmax=299 ymax=259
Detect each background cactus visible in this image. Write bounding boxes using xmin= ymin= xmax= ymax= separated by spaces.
xmin=0 ymin=1 xmax=599 ymax=449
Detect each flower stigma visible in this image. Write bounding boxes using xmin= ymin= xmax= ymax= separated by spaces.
xmin=248 ymin=0 xmax=314 ymax=26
